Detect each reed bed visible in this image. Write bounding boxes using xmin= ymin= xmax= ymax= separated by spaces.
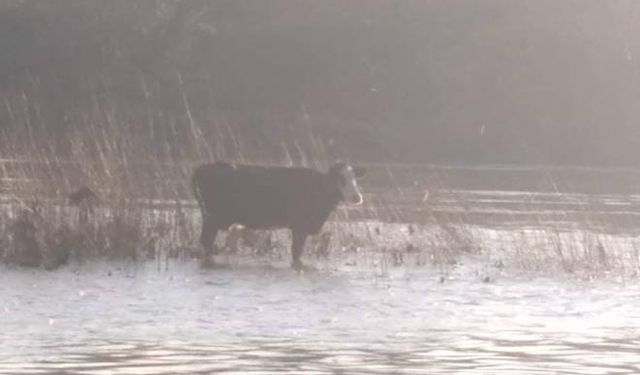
xmin=1 ymin=171 xmax=639 ymax=280
xmin=1 ymin=100 xmax=640 ymax=277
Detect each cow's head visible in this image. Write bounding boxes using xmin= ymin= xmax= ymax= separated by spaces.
xmin=328 ymin=162 xmax=366 ymax=205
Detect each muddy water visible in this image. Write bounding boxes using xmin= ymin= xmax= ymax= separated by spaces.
xmin=2 ymin=261 xmax=640 ymax=374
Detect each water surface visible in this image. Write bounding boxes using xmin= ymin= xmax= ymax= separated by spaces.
xmin=2 ymin=261 xmax=639 ymax=374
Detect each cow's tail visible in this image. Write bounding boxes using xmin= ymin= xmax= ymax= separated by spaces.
xmin=192 ymin=168 xmax=204 ymax=210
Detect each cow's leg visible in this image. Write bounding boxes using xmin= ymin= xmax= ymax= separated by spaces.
xmin=201 ymin=226 xmax=220 ymax=256
xmin=291 ymin=230 xmax=309 ymax=269
xmin=200 ymin=214 xmax=220 ymax=267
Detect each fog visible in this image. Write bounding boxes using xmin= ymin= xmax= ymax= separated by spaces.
xmin=2 ymin=1 xmax=640 ymax=165
xmin=3 ymin=2 xmax=640 ymax=374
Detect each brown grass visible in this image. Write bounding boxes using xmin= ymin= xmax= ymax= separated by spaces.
xmin=1 ymin=111 xmax=638 ymax=277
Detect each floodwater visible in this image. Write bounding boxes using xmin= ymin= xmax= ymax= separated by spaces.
xmin=2 ymin=259 xmax=640 ymax=374
xmin=3 ymin=163 xmax=640 ymax=373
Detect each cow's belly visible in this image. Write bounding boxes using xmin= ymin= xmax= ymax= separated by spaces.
xmin=203 ymin=181 xmax=331 ymax=233
xmin=217 ymin=202 xmax=291 ymax=230
xmin=233 ymin=210 xmax=289 ymax=229
xmin=209 ymin=204 xmax=328 ymax=233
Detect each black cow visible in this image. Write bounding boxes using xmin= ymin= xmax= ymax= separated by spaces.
xmin=192 ymin=161 xmax=366 ymax=268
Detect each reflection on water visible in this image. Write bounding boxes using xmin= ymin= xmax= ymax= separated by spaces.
xmin=2 ymin=262 xmax=640 ymax=374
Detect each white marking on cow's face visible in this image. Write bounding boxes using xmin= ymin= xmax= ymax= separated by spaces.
xmin=338 ymin=164 xmax=364 ymax=205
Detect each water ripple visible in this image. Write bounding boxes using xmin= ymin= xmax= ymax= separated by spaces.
xmin=2 ymin=262 xmax=640 ymax=374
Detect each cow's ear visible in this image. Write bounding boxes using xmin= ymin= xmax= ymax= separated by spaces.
xmin=352 ymin=166 xmax=367 ymax=178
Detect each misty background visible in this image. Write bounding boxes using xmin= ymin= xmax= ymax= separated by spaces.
xmin=1 ymin=0 xmax=639 ymax=166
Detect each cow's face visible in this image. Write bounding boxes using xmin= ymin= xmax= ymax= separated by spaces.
xmin=329 ymin=162 xmax=366 ymax=205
